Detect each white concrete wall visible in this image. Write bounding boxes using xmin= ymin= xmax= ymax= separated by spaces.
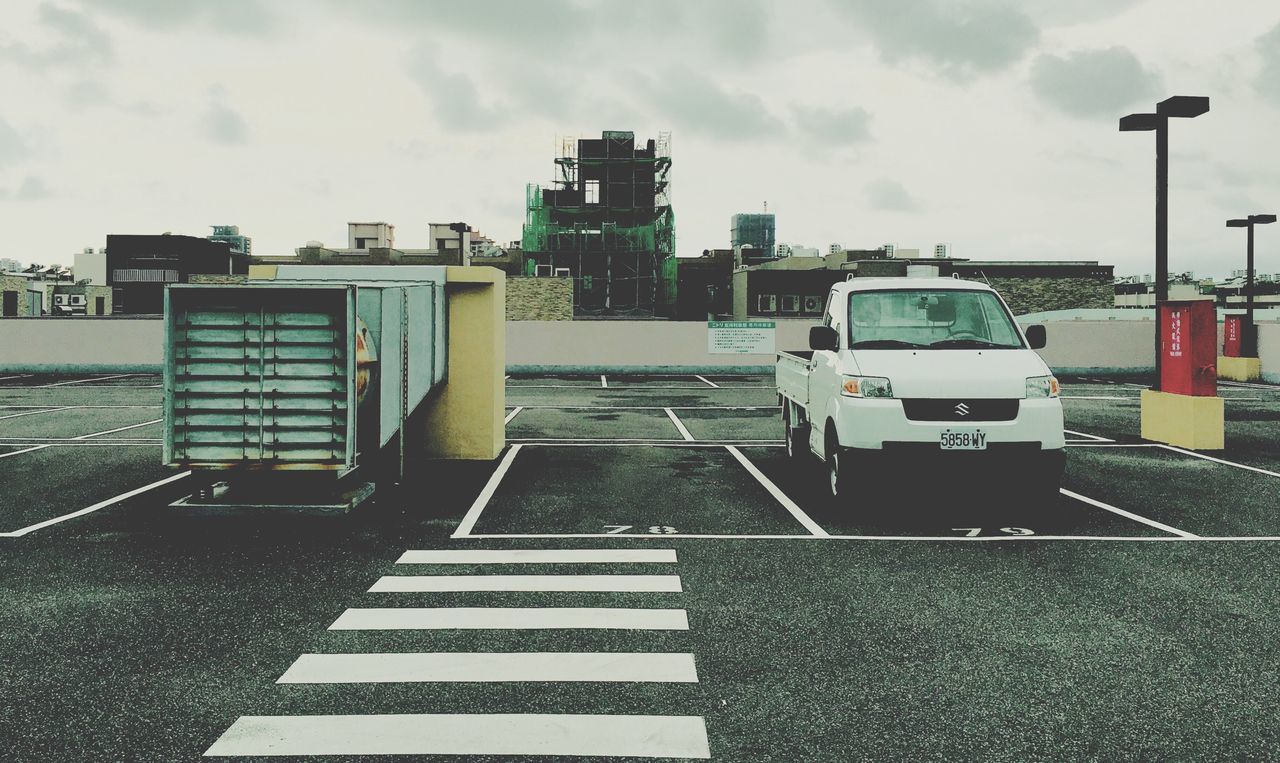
xmin=0 ymin=317 xmax=163 ymax=372
xmin=2 ymin=316 xmax=1278 ymax=379
xmin=506 ymin=319 xmax=816 ymax=373
xmin=1260 ymin=323 xmax=1280 ymax=383
xmin=1019 ymin=318 xmax=1154 ymax=373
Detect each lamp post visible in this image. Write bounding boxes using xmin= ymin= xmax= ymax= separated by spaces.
xmin=1120 ymin=95 xmax=1210 ymax=390
xmin=1226 ymin=214 xmax=1277 ymax=357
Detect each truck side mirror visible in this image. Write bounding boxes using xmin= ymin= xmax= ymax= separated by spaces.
xmin=1025 ymin=324 xmax=1047 ymax=350
xmin=809 ymin=325 xmax=840 ymax=352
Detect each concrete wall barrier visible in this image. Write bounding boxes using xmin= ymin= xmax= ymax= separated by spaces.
xmin=0 ymin=317 xmax=164 ymax=373
xmin=2 ymin=316 xmax=1278 ymax=381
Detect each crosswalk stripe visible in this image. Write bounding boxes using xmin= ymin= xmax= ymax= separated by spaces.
xmin=205 ymin=713 xmax=711 ymax=758
xmin=395 ymin=548 xmax=678 ymax=564
xmin=328 ymin=607 xmax=690 ymax=631
xmin=276 ymin=652 xmax=699 ymax=684
xmin=367 ymin=574 xmax=683 ymax=593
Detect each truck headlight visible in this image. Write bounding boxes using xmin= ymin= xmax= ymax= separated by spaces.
xmin=1026 ymin=375 xmax=1059 ymax=398
xmin=842 ymin=376 xmax=893 ymax=398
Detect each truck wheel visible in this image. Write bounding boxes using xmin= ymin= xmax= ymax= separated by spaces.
xmin=825 ymin=429 xmax=852 ymax=503
xmin=784 ymin=409 xmax=808 ymax=462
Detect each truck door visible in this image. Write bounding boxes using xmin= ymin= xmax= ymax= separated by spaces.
xmin=810 ymin=288 xmax=842 ymax=454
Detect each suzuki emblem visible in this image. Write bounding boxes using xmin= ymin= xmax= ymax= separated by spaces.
xmin=954 ymin=403 xmax=970 ymax=416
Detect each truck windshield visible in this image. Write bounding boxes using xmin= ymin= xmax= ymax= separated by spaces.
xmin=847 ymin=289 xmax=1024 ymax=350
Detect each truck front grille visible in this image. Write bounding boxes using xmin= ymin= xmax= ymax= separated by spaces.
xmin=900 ymin=399 xmax=1019 ymax=422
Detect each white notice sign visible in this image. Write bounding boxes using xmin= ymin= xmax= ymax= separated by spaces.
xmin=707 ymin=321 xmax=776 ymax=355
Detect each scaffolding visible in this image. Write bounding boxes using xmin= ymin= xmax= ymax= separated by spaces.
xmin=521 ymin=130 xmax=675 ymax=316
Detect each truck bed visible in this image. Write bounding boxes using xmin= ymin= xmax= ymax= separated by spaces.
xmin=776 ymin=350 xmax=813 ymax=408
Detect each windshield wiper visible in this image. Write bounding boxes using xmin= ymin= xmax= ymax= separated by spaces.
xmin=928 ymin=338 xmax=1019 ymax=349
xmin=850 ymin=339 xmax=926 ymax=349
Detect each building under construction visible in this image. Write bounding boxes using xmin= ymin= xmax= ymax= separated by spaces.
xmin=522 ymin=130 xmax=674 ymax=316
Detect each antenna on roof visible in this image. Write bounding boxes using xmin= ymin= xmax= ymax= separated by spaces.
xmin=763 ymin=201 xmax=768 ymax=213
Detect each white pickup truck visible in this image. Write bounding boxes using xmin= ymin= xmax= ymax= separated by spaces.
xmin=776 ymin=277 xmax=1064 ymax=503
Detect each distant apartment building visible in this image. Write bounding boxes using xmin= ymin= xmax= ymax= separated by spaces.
xmin=0 ymin=257 xmax=21 ymax=273
xmin=73 ymin=247 xmax=107 ymax=284
xmin=730 ymin=213 xmax=775 ymax=259
xmin=106 ymin=233 xmax=248 ymax=314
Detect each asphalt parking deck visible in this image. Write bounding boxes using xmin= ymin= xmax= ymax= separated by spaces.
xmin=4 ymin=371 xmax=1280 ymax=760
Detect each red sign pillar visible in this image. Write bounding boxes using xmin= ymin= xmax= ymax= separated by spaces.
xmin=1160 ymin=300 xmax=1217 ymax=396
xmin=1223 ymin=315 xmax=1243 ymax=358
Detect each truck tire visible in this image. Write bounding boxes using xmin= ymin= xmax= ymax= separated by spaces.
xmin=784 ymin=407 xmax=809 ymax=462
xmin=825 ymin=427 xmax=853 ymax=503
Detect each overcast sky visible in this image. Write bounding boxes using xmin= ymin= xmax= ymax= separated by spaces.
xmin=2 ymin=0 xmax=1280 ymax=278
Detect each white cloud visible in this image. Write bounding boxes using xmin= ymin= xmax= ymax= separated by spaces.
xmin=1030 ymin=47 xmax=1161 ymax=118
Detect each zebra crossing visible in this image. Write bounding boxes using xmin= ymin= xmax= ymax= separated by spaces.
xmin=204 ymin=547 xmax=711 ymax=759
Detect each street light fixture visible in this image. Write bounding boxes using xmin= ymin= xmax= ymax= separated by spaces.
xmin=1225 ymin=213 xmax=1277 ymax=357
xmin=1119 ymin=95 xmax=1210 ymax=390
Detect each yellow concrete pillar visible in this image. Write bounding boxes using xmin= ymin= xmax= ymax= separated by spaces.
xmin=420 ymin=267 xmax=505 ymax=460
xmin=1217 ymin=356 xmax=1261 ymax=382
xmin=1140 ymin=389 xmax=1224 ymax=450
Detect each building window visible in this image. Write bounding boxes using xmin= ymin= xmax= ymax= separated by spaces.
xmin=756 ymin=294 xmax=776 ymax=314
xmin=780 ymin=295 xmax=800 ymax=313
xmin=584 ymin=180 xmax=600 ymax=204
xmin=112 ymin=269 xmax=178 ymax=283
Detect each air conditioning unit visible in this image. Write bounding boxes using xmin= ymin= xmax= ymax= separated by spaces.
xmin=553 ymin=268 xmax=571 ymax=277
xmin=756 ymin=294 xmax=776 ymax=313
xmin=535 ymin=265 xmax=553 ymax=277
xmin=780 ymin=295 xmax=800 ymax=313
xmin=802 ymin=295 xmax=823 ymax=314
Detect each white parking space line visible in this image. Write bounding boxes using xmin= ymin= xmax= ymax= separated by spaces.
xmin=451 ymin=444 xmax=521 ymax=538
xmin=1060 ymin=488 xmax=1197 ymax=538
xmin=368 ymin=574 xmax=683 ymax=593
xmin=1066 ymin=443 xmax=1160 ymax=448
xmin=694 ymin=374 xmax=720 ymax=388
xmin=205 ymin=713 xmax=711 ymax=759
xmin=460 ymin=531 xmax=1275 ymax=541
xmin=600 ymin=374 xmax=608 ymax=388
xmin=510 ymin=384 xmax=775 ymax=390
xmin=38 ymin=373 xmax=138 ymax=387
xmin=0 ymin=437 xmax=158 ymax=442
xmin=72 ymin=418 xmax=161 ymax=440
xmin=0 ymin=471 xmax=190 ymax=538
xmin=665 ymin=408 xmax=695 ymax=441
xmin=1219 ymin=380 xmax=1280 ymax=390
xmin=725 ymin=445 xmax=829 ymax=537
xmin=511 ymin=440 xmax=784 ymax=448
xmin=504 ymin=405 xmax=781 ymax=410
xmin=1159 ymin=444 xmax=1280 ymax=479
xmin=0 ymin=406 xmax=76 ymax=421
xmin=329 ymin=607 xmax=691 ymax=631
xmin=397 ymin=548 xmax=678 ymax=564
xmin=0 ymin=444 xmax=51 ymax=461
xmin=277 ymin=652 xmax=699 ymax=684
xmin=1063 ymin=429 xmax=1114 ymax=442
xmin=504 ymin=406 xmax=524 ymax=425
xmin=0 ymin=405 xmax=159 ymax=410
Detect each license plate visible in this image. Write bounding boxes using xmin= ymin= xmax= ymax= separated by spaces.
xmin=940 ymin=430 xmax=986 ymax=450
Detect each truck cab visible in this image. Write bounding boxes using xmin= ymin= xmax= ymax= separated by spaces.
xmin=776 ymin=277 xmax=1064 ymax=504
